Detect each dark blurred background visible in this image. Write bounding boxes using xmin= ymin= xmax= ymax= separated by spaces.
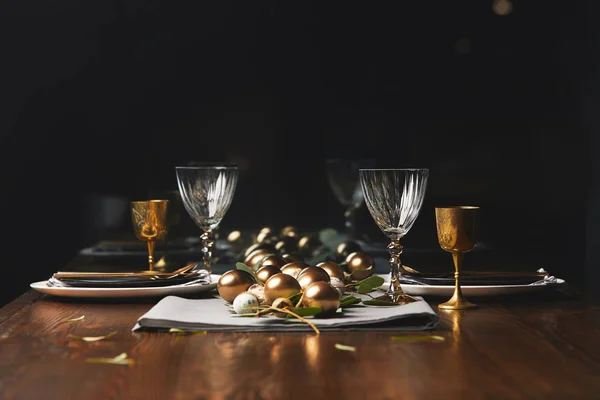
xmin=0 ymin=0 xmax=597 ymax=305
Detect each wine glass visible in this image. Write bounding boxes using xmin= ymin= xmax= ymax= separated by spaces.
xmin=326 ymin=158 xmax=374 ymax=240
xmin=175 ymin=166 xmax=238 ymax=274
xmin=435 ymin=206 xmax=479 ymax=310
xmin=130 ymin=200 xmax=169 ymax=271
xmin=359 ymin=168 xmax=429 ymax=304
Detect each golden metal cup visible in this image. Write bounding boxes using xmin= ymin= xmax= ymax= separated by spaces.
xmin=131 ymin=200 xmax=169 ymax=271
xmin=435 ymin=206 xmax=479 ymax=310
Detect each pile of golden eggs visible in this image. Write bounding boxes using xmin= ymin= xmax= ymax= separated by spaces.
xmin=219 ymin=226 xmax=375 ymax=316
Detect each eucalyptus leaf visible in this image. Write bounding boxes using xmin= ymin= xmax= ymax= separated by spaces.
xmin=334 ymin=343 xmax=356 ymax=352
xmin=68 ymin=331 xmax=118 ymax=342
xmin=362 ymin=299 xmax=401 ymax=306
xmin=288 ymin=292 xmax=303 ymax=304
xmin=340 ymin=296 xmax=362 ymax=307
xmin=65 ymin=315 xmax=85 ymax=323
xmin=391 ymin=335 xmax=445 ymax=342
xmin=285 ymin=307 xmax=322 ymax=318
xmin=357 ymin=274 xmax=384 ymax=294
xmin=351 ymin=265 xmax=374 ymax=280
xmin=235 ymin=262 xmax=257 ymax=280
xmin=86 ymin=352 xmax=134 ymax=366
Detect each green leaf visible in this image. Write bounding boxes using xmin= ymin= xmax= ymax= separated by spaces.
xmin=284 ymin=307 xmax=322 ymax=318
xmin=362 ymin=299 xmax=401 ymax=306
xmin=340 ymin=295 xmax=362 ymax=307
xmin=334 ymin=343 xmax=356 ymax=352
xmin=357 ymin=274 xmax=384 ymax=294
xmin=351 ymin=265 xmax=374 ymax=281
xmin=391 ymin=335 xmax=445 ymax=342
xmin=288 ymin=292 xmax=303 ymax=304
xmin=235 ymin=262 xmax=258 ymax=281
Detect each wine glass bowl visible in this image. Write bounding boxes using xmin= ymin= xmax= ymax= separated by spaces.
xmin=130 ymin=200 xmax=169 ymax=271
xmin=359 ymin=168 xmax=429 ymax=304
xmin=435 ymin=206 xmax=479 ymax=310
xmin=326 ymin=158 xmax=374 ymax=240
xmin=176 ymin=166 xmax=238 ymax=274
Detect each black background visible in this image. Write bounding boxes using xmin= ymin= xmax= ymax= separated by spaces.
xmin=0 ymin=0 xmax=597 ymax=305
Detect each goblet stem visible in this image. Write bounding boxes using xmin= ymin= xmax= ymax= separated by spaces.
xmin=147 ymin=240 xmax=156 ymax=271
xmin=200 ymin=230 xmax=215 ymax=274
xmin=375 ymin=239 xmax=417 ymax=304
xmin=438 ymin=251 xmax=477 ymax=310
xmin=344 ymin=206 xmax=356 ymax=239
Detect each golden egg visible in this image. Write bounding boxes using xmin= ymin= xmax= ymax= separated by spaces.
xmin=281 ymin=253 xmax=303 ymax=263
xmin=336 ymin=241 xmax=362 ymax=262
xmin=280 ymin=261 xmax=308 ymax=279
xmin=256 ymin=265 xmax=281 ymax=283
xmin=257 ymin=254 xmax=288 ymax=269
xmin=226 ymin=230 xmax=247 ymax=253
xmin=244 ymin=243 xmax=276 ymax=258
xmin=217 ymin=269 xmax=256 ymax=303
xmin=345 ymin=251 xmax=374 ymax=280
xmin=264 ymin=274 xmax=302 ymax=305
xmin=244 ymin=249 xmax=272 ymax=270
xmin=298 ymin=235 xmax=323 ymax=257
xmin=280 ymin=226 xmax=297 ymax=238
xmin=257 ymin=230 xmax=278 ymax=245
xmin=297 ymin=266 xmax=330 ymax=290
xmin=246 ymin=283 xmax=266 ymax=304
xmin=301 ymin=281 xmax=341 ymax=315
xmin=316 ymin=260 xmax=345 ymax=280
xmin=275 ymin=236 xmax=299 ymax=255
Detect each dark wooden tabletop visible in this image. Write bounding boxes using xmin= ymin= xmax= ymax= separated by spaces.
xmin=1 ymin=287 xmax=599 ymax=400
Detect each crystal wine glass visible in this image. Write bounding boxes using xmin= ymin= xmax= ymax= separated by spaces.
xmin=130 ymin=200 xmax=169 ymax=271
xmin=176 ymin=166 xmax=238 ymax=274
xmin=359 ymin=168 xmax=429 ymax=304
xmin=326 ymin=158 xmax=374 ymax=240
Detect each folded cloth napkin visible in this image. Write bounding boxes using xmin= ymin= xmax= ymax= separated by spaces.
xmin=133 ymin=293 xmax=439 ymax=332
xmin=47 ymin=270 xmax=211 ymax=288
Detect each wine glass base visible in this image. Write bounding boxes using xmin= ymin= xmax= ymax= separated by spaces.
xmin=438 ymin=298 xmax=477 ymax=310
xmin=375 ymin=292 xmax=419 ymax=305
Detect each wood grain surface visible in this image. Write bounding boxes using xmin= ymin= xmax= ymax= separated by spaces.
xmin=1 ymin=289 xmax=599 ymax=400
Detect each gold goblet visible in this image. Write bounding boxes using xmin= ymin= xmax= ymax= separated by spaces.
xmin=131 ymin=200 xmax=169 ymax=271
xmin=435 ymin=206 xmax=479 ymax=310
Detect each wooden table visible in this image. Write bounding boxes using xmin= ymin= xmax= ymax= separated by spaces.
xmin=1 ymin=288 xmax=598 ymax=400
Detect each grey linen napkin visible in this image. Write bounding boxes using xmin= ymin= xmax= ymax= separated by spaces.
xmin=133 ymin=293 xmax=439 ymax=332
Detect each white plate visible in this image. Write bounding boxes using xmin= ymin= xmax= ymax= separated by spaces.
xmin=30 ymin=274 xmax=221 ymax=299
xmin=379 ymin=275 xmax=566 ymax=297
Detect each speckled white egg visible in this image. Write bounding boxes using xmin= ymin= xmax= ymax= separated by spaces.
xmin=329 ymin=277 xmax=346 ymax=298
xmin=232 ymin=292 xmax=260 ymax=314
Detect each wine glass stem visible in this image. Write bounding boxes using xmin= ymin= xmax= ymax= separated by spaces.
xmin=387 ymin=239 xmax=404 ymax=294
xmin=200 ymin=230 xmax=215 ymax=274
xmin=147 ymin=240 xmax=156 ymax=271
xmin=452 ymin=251 xmax=464 ymax=300
xmin=344 ymin=207 xmax=356 ymax=239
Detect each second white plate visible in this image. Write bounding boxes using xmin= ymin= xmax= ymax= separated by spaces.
xmin=30 ymin=274 xmax=221 ymax=299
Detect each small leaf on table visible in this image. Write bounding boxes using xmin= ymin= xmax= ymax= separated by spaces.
xmin=357 ymin=275 xmax=385 ymax=294
xmin=340 ymin=295 xmax=362 ymax=307
xmin=68 ymin=331 xmax=118 ymax=342
xmin=169 ymin=328 xmax=207 ymax=335
xmin=86 ymin=352 xmax=134 ymax=366
xmin=65 ymin=315 xmax=85 ymax=323
xmin=334 ymin=343 xmax=356 ymax=352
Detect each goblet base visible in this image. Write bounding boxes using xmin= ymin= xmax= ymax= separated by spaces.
xmin=375 ymin=292 xmax=419 ymax=305
xmin=438 ymin=296 xmax=477 ymax=310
